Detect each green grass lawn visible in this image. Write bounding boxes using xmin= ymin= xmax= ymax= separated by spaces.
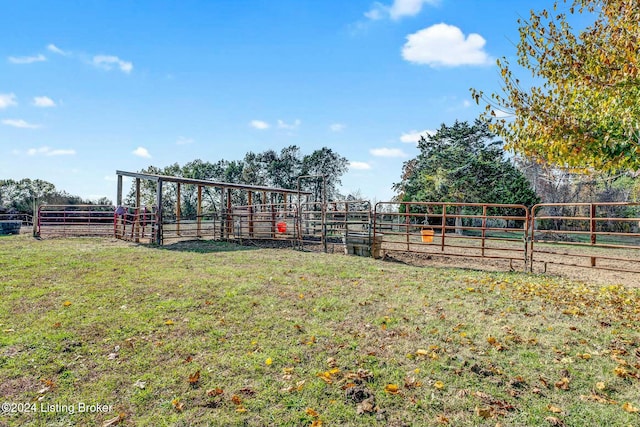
xmin=1 ymin=235 xmax=639 ymax=426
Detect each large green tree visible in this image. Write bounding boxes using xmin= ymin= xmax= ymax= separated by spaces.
xmin=472 ymin=0 xmax=640 ymax=172
xmin=394 ymin=120 xmax=539 ymax=207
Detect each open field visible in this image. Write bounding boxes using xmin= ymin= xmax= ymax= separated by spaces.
xmin=1 ymin=235 xmax=640 ymax=426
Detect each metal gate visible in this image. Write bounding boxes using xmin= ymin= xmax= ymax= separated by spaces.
xmin=374 ymin=202 xmax=530 ymax=270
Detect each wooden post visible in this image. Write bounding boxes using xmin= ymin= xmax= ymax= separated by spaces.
xmin=590 ymin=204 xmax=597 ymax=267
xmin=481 ymin=205 xmax=487 ymax=258
xmin=116 ymin=175 xmax=123 ymax=206
xmin=405 ymin=204 xmax=410 ymax=251
xmin=226 ymin=188 xmax=232 ymax=238
xmin=134 ymin=178 xmax=141 ymax=242
xmin=176 ymin=183 xmax=181 ymax=236
xmin=155 ymin=179 xmax=163 ymax=245
xmin=197 ymin=185 xmax=203 ymax=238
xmin=248 ymin=191 xmax=254 ymax=237
xmin=220 ymin=188 xmax=225 ymax=239
xmin=441 ymin=204 xmax=447 ymax=252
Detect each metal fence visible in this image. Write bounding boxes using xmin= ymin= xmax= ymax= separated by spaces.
xmin=38 ymin=205 xmax=118 ymax=238
xmin=374 ymin=202 xmax=530 ymax=270
xmin=31 ymin=201 xmax=640 ymax=275
xmin=530 ymin=202 xmax=640 ymax=273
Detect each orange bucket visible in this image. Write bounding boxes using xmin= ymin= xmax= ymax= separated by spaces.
xmin=276 ymin=222 xmax=287 ymax=233
xmin=421 ymin=229 xmax=434 ymax=243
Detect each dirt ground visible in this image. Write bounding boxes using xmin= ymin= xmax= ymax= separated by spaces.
xmin=378 ymin=250 xmax=640 ymax=287
xmin=234 ymin=238 xmax=640 ymax=287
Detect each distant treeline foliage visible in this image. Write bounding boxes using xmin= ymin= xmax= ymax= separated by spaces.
xmin=125 ymin=146 xmax=349 ymax=218
xmin=0 ymin=179 xmax=112 ymax=215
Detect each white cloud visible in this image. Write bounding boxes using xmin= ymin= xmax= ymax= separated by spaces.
xmin=402 ymin=23 xmax=492 ymax=67
xmin=370 ymin=147 xmax=408 ymax=158
xmin=132 ymin=147 xmax=151 ymax=158
xmin=33 ymin=96 xmax=56 ymax=107
xmin=329 ymin=123 xmax=346 ymax=132
xmin=8 ymin=54 xmax=46 ymax=64
xmin=92 ymin=55 xmax=133 ymax=73
xmin=366 ymin=0 xmax=438 ymax=21
xmin=176 ymin=136 xmax=194 ymax=145
xmin=349 ymin=161 xmax=372 ymax=170
xmin=2 ymin=119 xmax=40 ymax=129
xmin=0 ymin=93 xmax=17 ymax=109
xmin=400 ymin=129 xmax=434 ymax=143
xmin=47 ymin=44 xmax=68 ymax=55
xmin=250 ymin=120 xmax=270 ymax=130
xmin=364 ymin=3 xmax=385 ymax=20
xmin=27 ymin=146 xmax=75 ymax=156
xmin=277 ymin=119 xmax=301 ymax=130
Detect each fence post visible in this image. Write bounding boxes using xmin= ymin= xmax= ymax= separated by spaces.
xmin=590 ymin=203 xmax=596 ymax=267
xmin=441 ymin=204 xmax=447 ymax=252
xmin=481 ymin=205 xmax=487 ymax=258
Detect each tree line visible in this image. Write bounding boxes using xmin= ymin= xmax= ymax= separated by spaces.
xmin=0 ymin=179 xmax=111 ymax=216
xmin=125 ymin=146 xmax=349 ymax=218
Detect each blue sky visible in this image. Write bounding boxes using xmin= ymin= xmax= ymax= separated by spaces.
xmin=1 ymin=0 xmax=561 ymax=203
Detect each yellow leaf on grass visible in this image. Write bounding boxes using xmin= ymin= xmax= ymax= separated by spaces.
xmin=305 ymin=408 xmax=319 ymax=417
xmin=165 ymin=319 xmax=174 ymax=325
xmin=63 ymin=301 xmax=72 ymax=307
xmin=265 ymin=358 xmax=273 ymax=366
xmin=622 ymin=402 xmax=639 ymax=413
xmin=547 ymin=404 xmax=563 ymax=414
xmin=171 ymin=398 xmax=184 ymax=412
xmin=416 ymin=349 xmax=429 ymax=356
xmin=385 ymin=384 xmax=400 ymax=394
xmin=311 ymin=420 xmax=323 ymax=427
xmin=434 ymin=381 xmax=445 ymax=390
xmin=595 ymin=382 xmax=606 ymax=390
xmin=436 ymin=414 xmax=449 ymax=424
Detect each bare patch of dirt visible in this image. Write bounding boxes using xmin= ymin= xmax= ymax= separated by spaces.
xmin=380 ymin=251 xmax=640 ymax=287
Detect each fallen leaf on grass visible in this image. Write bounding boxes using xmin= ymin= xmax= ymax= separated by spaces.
xmin=305 ymin=408 xmax=319 ymax=418
xmin=188 ymin=370 xmax=200 ymax=386
xmin=63 ymin=301 xmax=72 ymax=307
xmin=622 ymin=402 xmax=639 ymax=413
xmin=433 ymin=381 xmax=444 ymax=390
xmin=164 ymin=320 xmax=174 ymax=325
xmin=231 ymin=395 xmax=242 ymax=406
xmin=435 ymin=414 xmax=449 ymax=424
xmin=384 ymin=384 xmax=400 ymax=395
xmin=595 ymin=382 xmax=606 ymax=391
xmin=207 ymin=388 xmax=224 ymax=396
xmin=404 ymin=376 xmax=422 ymax=389
xmin=547 ymin=405 xmax=563 ymax=414
xmin=310 ymin=420 xmax=323 ymax=427
xmin=475 ymin=406 xmax=494 ymax=419
xmin=554 ymin=377 xmax=570 ymax=391
xmin=545 ymin=416 xmax=565 ymax=426
xmin=265 ymin=358 xmax=273 ymax=366
xmin=102 ymin=413 xmax=126 ymax=427
xmin=356 ymin=397 xmax=376 ymax=415
xmin=580 ymin=394 xmax=616 ymax=405
xmin=171 ymin=398 xmax=183 ymax=412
